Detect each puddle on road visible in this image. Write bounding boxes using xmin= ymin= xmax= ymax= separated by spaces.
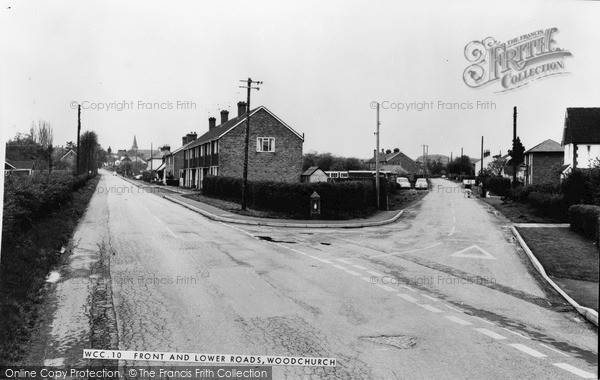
xmin=361 ymin=335 xmax=417 ymax=349
xmin=257 ymin=236 xmax=296 ymax=244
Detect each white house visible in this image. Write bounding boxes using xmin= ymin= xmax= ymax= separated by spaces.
xmin=561 ymin=107 xmax=600 ymax=177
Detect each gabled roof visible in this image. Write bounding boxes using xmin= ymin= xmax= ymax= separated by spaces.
xmin=185 ymin=106 xmax=304 ymax=150
xmin=562 ymin=107 xmax=600 ymax=145
xmin=5 ymin=159 xmax=34 ymax=170
xmin=302 ymin=166 xmax=325 ymax=176
xmin=60 ymin=149 xmax=77 ymax=160
xmin=524 ymin=139 xmax=563 ymax=154
xmin=167 ymin=139 xmax=196 ymax=155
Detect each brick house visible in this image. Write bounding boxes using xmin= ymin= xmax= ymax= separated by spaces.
xmin=366 ymin=148 xmax=419 ymax=177
xmin=163 ymin=132 xmax=197 ymax=185
xmin=561 ymin=107 xmax=600 ymax=177
xmin=523 ymin=139 xmax=564 ymax=185
xmin=182 ymin=102 xmax=304 ymax=188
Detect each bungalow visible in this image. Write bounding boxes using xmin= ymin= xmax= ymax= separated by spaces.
xmin=561 ymin=107 xmax=600 ymax=176
xmin=523 ymin=139 xmax=563 ymax=185
xmin=367 ymin=148 xmax=419 ymax=178
xmin=5 ymin=159 xmax=35 ymax=176
xmin=182 ymin=102 xmax=304 ymax=188
xmin=301 ymin=166 xmax=328 ymax=183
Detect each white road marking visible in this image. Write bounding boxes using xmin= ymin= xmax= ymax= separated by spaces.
xmin=219 ymin=222 xmax=257 ymax=238
xmin=421 ymin=294 xmax=439 ymax=302
xmin=376 ymin=284 xmax=397 ymax=292
xmin=370 ymin=242 xmax=442 ymax=258
xmin=539 ymin=343 xmax=569 ymax=357
xmin=508 ymin=343 xmax=546 ymax=358
xmin=502 ymin=327 xmax=531 ymax=340
xmin=272 ymin=243 xmax=332 ymax=264
xmin=552 ymin=363 xmax=596 ymax=378
xmin=166 ymin=227 xmax=179 ymax=239
xmin=443 ymin=304 xmax=463 ymax=313
xmin=417 ymin=304 xmax=443 ymax=313
xmin=444 ymin=315 xmax=472 ymax=325
xmin=448 ymin=225 xmax=455 ymax=237
xmin=470 ymin=316 xmax=495 ymax=325
xmin=450 ymin=245 xmax=496 ymax=259
xmin=397 ymin=294 xmax=418 ymax=303
xmin=474 ymin=328 xmax=507 ymax=340
xmin=367 ymin=270 xmax=383 ymax=277
xmin=153 ymin=215 xmax=164 ymax=224
xmin=361 ymin=277 xmax=374 ymax=283
xmin=352 ymin=264 xmax=368 ymax=270
xmin=401 ymin=285 xmax=418 ymax=292
xmin=337 ymin=259 xmax=354 ymax=265
xmin=343 ymin=268 xmax=362 ymax=276
xmin=332 ymin=264 xmax=348 ymax=271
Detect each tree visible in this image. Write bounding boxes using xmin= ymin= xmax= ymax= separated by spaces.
xmin=79 ymin=131 xmax=99 ymax=174
xmin=447 ymin=155 xmax=473 ymax=176
xmin=508 ymin=136 xmax=525 ymax=184
xmin=487 ymin=156 xmax=507 ymax=176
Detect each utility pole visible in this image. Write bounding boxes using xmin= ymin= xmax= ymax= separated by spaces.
xmin=480 ymin=136 xmax=484 ymax=175
xmin=76 ymin=104 xmax=81 ymax=175
xmin=151 ymin=142 xmax=153 ymax=172
xmin=239 ymin=78 xmax=262 ymax=210
xmin=375 ymin=102 xmax=380 ymax=210
xmin=513 ymin=106 xmax=517 ymax=185
xmin=421 ymin=144 xmax=429 ymax=178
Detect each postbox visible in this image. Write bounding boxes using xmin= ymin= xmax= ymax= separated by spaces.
xmin=310 ymin=191 xmax=321 ymax=217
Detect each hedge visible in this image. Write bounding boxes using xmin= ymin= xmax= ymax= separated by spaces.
xmin=569 ymin=205 xmax=600 ymax=246
xmin=202 ymin=176 xmax=380 ymax=219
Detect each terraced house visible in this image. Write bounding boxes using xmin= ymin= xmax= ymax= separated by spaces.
xmin=182 ymin=102 xmax=304 ymax=188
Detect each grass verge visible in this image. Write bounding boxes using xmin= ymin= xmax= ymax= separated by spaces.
xmin=0 ymin=175 xmax=100 ymax=364
xmin=482 ymin=197 xmax=567 ymax=223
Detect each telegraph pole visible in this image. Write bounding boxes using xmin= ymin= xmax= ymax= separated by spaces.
xmin=375 ymin=103 xmax=380 ymax=209
xmin=480 ymin=136 xmax=484 ymax=175
xmin=513 ymin=106 xmax=517 ymax=185
xmin=239 ymin=78 xmax=262 ymax=210
xmin=76 ymin=104 xmax=81 ymax=175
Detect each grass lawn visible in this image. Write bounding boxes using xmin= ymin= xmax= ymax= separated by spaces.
xmin=516 ymin=227 xmax=598 ymax=282
xmin=482 ymin=197 xmax=568 ymax=223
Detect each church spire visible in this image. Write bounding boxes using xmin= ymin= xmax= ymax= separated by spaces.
xmin=132 ymin=135 xmax=138 ymax=150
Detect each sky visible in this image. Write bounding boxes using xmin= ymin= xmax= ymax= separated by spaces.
xmin=1 ymin=0 xmax=599 ymax=162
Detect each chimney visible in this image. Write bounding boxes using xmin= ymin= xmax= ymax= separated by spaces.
xmin=385 ymin=149 xmax=392 ymax=154
xmin=182 ymin=136 xmax=187 ymax=146
xmin=186 ymin=132 xmax=197 ymax=142
xmin=237 ymin=101 xmax=247 ymax=117
xmin=381 ymin=149 xmax=385 ymax=153
xmin=220 ymin=110 xmax=229 ymax=125
xmin=160 ymin=145 xmax=171 ymax=153
xmin=209 ymin=117 xmax=216 ymax=130
xmin=393 ymin=148 xmax=400 ymax=153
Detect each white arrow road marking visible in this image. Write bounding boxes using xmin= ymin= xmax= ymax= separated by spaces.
xmin=450 ymin=245 xmax=496 ymax=259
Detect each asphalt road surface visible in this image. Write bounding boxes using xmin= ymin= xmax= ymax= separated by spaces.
xmin=43 ymin=171 xmax=598 ymax=379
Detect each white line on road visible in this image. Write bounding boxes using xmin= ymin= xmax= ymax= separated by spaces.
xmin=401 ymin=285 xmax=418 ymax=292
xmin=370 ymin=242 xmax=442 ymax=258
xmin=421 ymin=294 xmax=439 ymax=302
xmin=337 ymin=259 xmax=354 ymax=265
xmin=367 ymin=270 xmax=383 ymax=277
xmin=552 ymin=363 xmax=596 ymax=378
xmin=361 ymin=277 xmax=374 ymax=283
xmin=342 ymin=268 xmax=362 ymax=276
xmin=444 ymin=315 xmax=472 ymax=325
xmin=448 ymin=225 xmax=455 ymax=237
xmin=397 ymin=294 xmax=418 ymax=303
xmin=331 ymin=264 xmax=348 ymax=271
xmin=508 ymin=343 xmax=546 ymax=358
xmin=474 ymin=328 xmax=507 ymax=340
xmin=502 ymin=327 xmax=531 ymax=340
xmin=417 ymin=304 xmax=443 ymax=313
xmin=352 ymin=264 xmax=368 ymax=270
xmin=443 ymin=304 xmax=463 ymax=313
xmin=376 ymin=284 xmax=397 ymax=292
xmin=470 ymin=315 xmax=495 ymax=325
xmin=539 ymin=343 xmax=569 ymax=357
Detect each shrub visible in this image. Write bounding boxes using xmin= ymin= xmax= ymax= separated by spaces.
xmin=480 ymin=176 xmax=511 ymax=196
xmin=569 ymin=204 xmax=600 ymax=244
xmin=527 ymin=192 xmax=568 ymax=219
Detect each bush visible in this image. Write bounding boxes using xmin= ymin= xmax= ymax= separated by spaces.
xmin=480 ymin=176 xmax=511 ymax=196
xmin=202 ymin=176 xmax=378 ymax=219
xmin=569 ymin=205 xmax=600 ymax=244
xmin=527 ymin=192 xmax=568 ymax=220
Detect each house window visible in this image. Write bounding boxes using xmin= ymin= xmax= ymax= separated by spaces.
xmin=340 ymin=172 xmax=349 ymax=178
xmin=257 ymin=137 xmax=275 ymax=152
xmin=210 ymin=166 xmax=218 ymax=175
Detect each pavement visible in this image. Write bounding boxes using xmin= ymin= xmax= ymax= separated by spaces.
xmin=39 ymin=171 xmax=598 ymax=379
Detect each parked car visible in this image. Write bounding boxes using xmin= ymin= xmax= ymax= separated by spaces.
xmin=462 ymin=179 xmax=476 ymax=189
xmin=396 ymin=177 xmax=411 ymax=188
xmin=415 ymin=178 xmax=428 ymax=189
xmin=441 ymin=175 xmax=447 ymax=179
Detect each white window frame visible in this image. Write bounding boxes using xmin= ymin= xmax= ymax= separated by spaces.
xmin=256 ymin=137 xmax=275 ymax=152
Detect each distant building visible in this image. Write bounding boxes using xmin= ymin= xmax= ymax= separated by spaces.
xmin=301 ymin=166 xmax=328 ymax=183
xmin=561 ymin=107 xmax=600 ymax=177
xmin=366 ymin=148 xmax=419 ymax=177
xmin=523 ymin=139 xmax=563 ymax=185
xmin=163 ymin=133 xmax=197 ymax=185
xmin=182 ymin=102 xmax=304 ymax=188
xmin=5 ymin=159 xmax=35 ymax=176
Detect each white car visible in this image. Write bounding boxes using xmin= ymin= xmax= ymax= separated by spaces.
xmin=415 ymin=178 xmax=428 ymax=189
xmin=396 ymin=177 xmax=411 ymax=188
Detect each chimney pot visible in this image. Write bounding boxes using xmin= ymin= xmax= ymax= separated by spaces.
xmin=386 ymin=149 xmax=392 ymax=154
xmin=237 ymin=101 xmax=247 ymax=117
xmin=209 ymin=117 xmax=216 ymax=130
xmin=393 ymin=148 xmax=400 ymax=153
xmin=220 ymin=110 xmax=229 ymax=125
xmin=186 ymin=132 xmax=197 ymax=142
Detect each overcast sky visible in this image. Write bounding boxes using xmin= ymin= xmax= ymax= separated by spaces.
xmin=1 ymin=0 xmax=599 ymax=161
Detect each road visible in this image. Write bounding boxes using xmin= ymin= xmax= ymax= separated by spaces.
xmin=43 ymin=171 xmax=598 ymax=379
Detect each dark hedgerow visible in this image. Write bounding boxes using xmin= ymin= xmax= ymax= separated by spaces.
xmin=569 ymin=204 xmax=600 ymax=249
xmin=202 ymin=175 xmax=379 ymax=219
